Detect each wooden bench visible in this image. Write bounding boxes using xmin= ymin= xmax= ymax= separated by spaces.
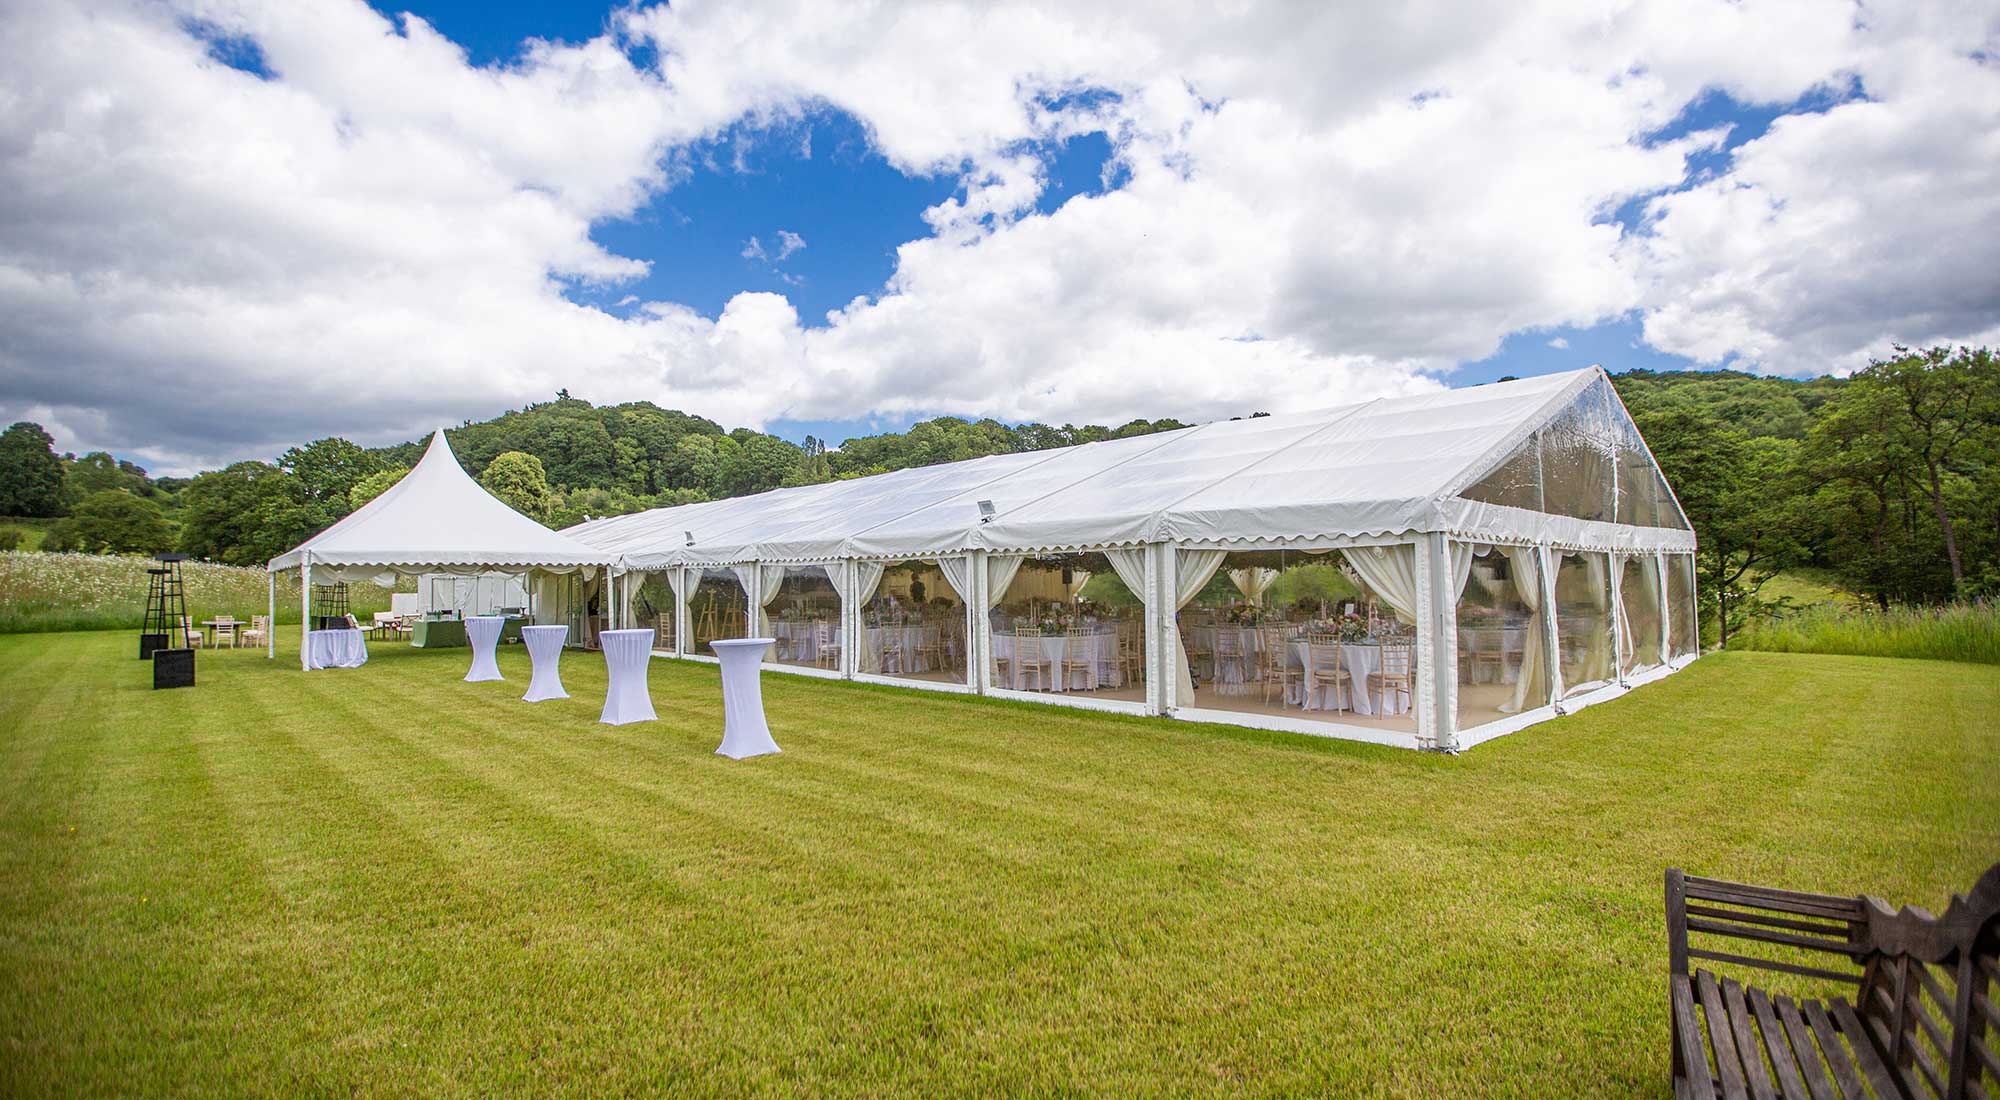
xmin=1666 ymin=863 xmax=2000 ymax=1100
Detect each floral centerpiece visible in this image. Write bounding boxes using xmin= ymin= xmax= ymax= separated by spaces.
xmin=1038 ymin=605 xmax=1077 ymax=635
xmin=1300 ymin=612 xmax=1369 ymax=642
xmin=1222 ymin=604 xmax=1268 ymax=626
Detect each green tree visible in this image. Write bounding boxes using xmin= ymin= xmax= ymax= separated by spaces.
xmin=480 ymin=452 xmax=554 ymax=521
xmin=1845 ymin=346 xmax=1999 ymax=586
xmin=349 ymin=467 xmax=408 ymax=511
xmin=0 ymin=422 xmax=69 ymax=516
xmin=65 ymin=451 xmax=156 ymax=503
xmin=178 ymin=462 xmax=293 ymax=565
xmin=65 ymin=490 xmax=171 ymax=554
xmin=1637 ymin=405 xmax=1805 ymax=646
xmin=279 ymin=438 xmax=380 ymax=510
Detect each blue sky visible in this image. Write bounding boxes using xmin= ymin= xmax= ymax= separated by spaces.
xmin=16 ymin=1 xmax=1985 ymax=472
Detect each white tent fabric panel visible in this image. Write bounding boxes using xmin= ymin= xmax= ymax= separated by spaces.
xmin=565 ymin=367 xmax=1694 ymax=567
xmin=269 ymin=429 xmax=610 ymax=572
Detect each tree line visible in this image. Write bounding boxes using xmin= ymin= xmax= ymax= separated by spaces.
xmin=3 ymin=347 xmax=1993 ymax=640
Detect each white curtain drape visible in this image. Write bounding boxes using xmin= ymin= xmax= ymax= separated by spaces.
xmin=984 ymin=555 xmax=1023 ymax=610
xmin=1172 ymin=549 xmax=1226 ymax=706
xmin=1101 ymin=549 xmax=1147 ymax=601
xmin=1451 ymin=543 xmax=1482 ymax=601
xmin=1343 ymin=544 xmax=1419 ymax=625
xmin=1227 ymin=567 xmax=1279 ymax=607
xmin=1501 ymin=545 xmax=1545 ymax=714
xmin=732 ymin=564 xmax=787 ymax=637
xmin=934 ymin=556 xmax=973 ymax=603
xmin=1580 ymin=552 xmax=1613 ymax=686
xmin=850 ymin=562 xmax=888 ymax=673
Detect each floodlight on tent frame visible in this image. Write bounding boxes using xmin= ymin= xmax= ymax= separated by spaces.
xmin=976 ymin=500 xmax=996 ymax=522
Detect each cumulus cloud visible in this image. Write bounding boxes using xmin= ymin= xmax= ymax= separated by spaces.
xmin=1 ymin=0 xmax=1996 ymax=473
xmin=1548 ymin=338 xmax=1570 ymax=350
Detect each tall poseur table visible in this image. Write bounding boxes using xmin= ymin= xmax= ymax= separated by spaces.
xmin=598 ymin=628 xmax=657 ymax=725
xmin=710 ymin=638 xmax=781 ymax=759
xmin=464 ymin=615 xmax=506 ymax=682
xmin=520 ymin=624 xmax=569 ymax=702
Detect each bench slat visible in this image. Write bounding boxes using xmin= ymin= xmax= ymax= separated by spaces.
xmin=1698 ymin=970 xmax=1752 ymax=1100
xmin=1687 ymin=917 xmax=1858 ymax=956
xmin=1675 ymin=972 xmax=1719 ymax=1100
xmin=1778 ymin=996 xmax=1842 ymax=1100
xmin=1829 ymin=997 xmax=1903 ymax=1099
xmin=1687 ymin=904 xmax=1858 ymax=940
xmin=1801 ymin=999 xmax=1869 ymax=1100
xmin=1857 ymin=1001 xmax=1930 ymax=1099
xmin=1722 ymin=977 xmax=1780 ymax=1100
xmin=1684 ymin=880 xmax=1867 ymax=921
xmin=1749 ymin=986 xmax=1813 ymax=1100
xmin=1691 ymin=947 xmax=1865 ymax=986
xmin=1974 ymin=1031 xmax=2000 ymax=1087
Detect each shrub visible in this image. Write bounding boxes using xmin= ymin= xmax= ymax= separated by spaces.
xmin=1728 ymin=602 xmax=2000 ymax=665
xmin=0 ymin=528 xmax=20 ymax=552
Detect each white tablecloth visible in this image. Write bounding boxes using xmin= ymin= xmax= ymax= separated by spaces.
xmin=990 ymin=631 xmax=1123 ymax=692
xmin=304 ymin=628 xmax=367 ymax=670
xmin=1289 ymin=641 xmax=1410 ymax=716
xmin=520 ymin=624 xmax=568 ymax=702
xmin=861 ymin=623 xmax=958 ymax=675
xmin=464 ymin=615 xmax=505 ymax=682
xmin=771 ymin=619 xmax=840 ymax=664
xmin=599 ymin=628 xmax=656 ymax=725
xmin=711 ymin=638 xmax=781 ymax=758
xmin=1457 ymin=625 xmax=1527 ymax=683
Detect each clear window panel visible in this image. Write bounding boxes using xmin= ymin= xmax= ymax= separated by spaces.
xmin=1455 ymin=545 xmax=1550 ymax=730
xmin=631 ymin=571 xmax=678 ymax=652
xmin=1553 ymin=551 xmax=1616 ymax=698
xmin=987 ymin=552 xmax=1148 ymax=702
xmin=765 ymin=564 xmax=841 ymax=670
xmin=1667 ymin=553 xmax=1697 ymax=659
xmin=1174 ymin=547 xmax=1419 ymax=734
xmin=1614 ymin=415 xmax=1687 ymax=529
xmin=1618 ymin=554 xmax=1665 ymax=675
xmin=860 ymin=560 xmax=968 ymax=685
xmin=1538 ymin=381 xmax=1618 ymax=524
xmin=689 ymin=568 xmax=747 ymax=654
xmin=1460 ymin=434 xmax=1542 ymax=512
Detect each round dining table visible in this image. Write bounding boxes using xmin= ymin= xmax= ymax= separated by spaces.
xmin=519 ymin=624 xmax=568 ymax=702
xmin=989 ymin=630 xmax=1123 ymax=692
xmin=463 ymin=615 xmax=506 ymax=682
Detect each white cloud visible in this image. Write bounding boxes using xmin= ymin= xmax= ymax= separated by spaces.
xmin=1 ymin=0 xmax=1996 ymax=474
xmin=1547 ymin=337 xmax=1569 ymax=349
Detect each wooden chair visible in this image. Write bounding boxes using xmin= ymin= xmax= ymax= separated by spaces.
xmin=1012 ymin=627 xmax=1052 ymax=691
xmin=918 ymin=625 xmax=946 ymax=674
xmin=369 ymin=612 xmax=400 ymax=640
xmin=1666 ymin=863 xmax=2000 ymax=1100
xmin=654 ymin=612 xmax=674 ymax=651
xmin=1261 ymin=626 xmax=1301 ymax=706
xmin=878 ymin=628 xmax=905 ymax=675
xmin=1213 ymin=628 xmax=1245 ymax=691
xmin=239 ymin=615 xmax=268 ymax=649
xmin=1305 ymin=633 xmax=1350 ymax=714
xmin=1368 ymin=643 xmax=1415 ymax=714
xmin=814 ymin=619 xmax=840 ymax=669
xmin=1467 ymin=627 xmax=1506 ymax=683
xmin=213 ymin=619 xmax=236 ymax=647
xmin=1060 ymin=626 xmax=1097 ymax=691
xmin=1109 ymin=622 xmax=1141 ymax=688
xmin=179 ymin=616 xmax=206 ymax=648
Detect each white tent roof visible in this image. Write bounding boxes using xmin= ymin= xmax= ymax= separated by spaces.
xmin=268 ymin=429 xmax=611 ymax=572
xmin=566 ymin=366 xmax=1696 ymax=570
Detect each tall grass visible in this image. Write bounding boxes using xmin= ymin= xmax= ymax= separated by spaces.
xmin=0 ymin=551 xmax=392 ymax=634
xmin=1730 ymin=602 xmax=2000 ymax=665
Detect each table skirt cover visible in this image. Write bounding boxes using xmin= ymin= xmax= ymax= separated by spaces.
xmin=520 ymin=624 xmax=569 ymax=702
xmin=1189 ymin=627 xmax=1410 ymax=717
xmin=304 ymin=628 xmax=368 ymax=670
xmin=710 ymin=638 xmax=781 ymax=759
xmin=599 ymin=629 xmax=657 ymax=725
xmin=464 ymin=616 xmax=506 ymax=682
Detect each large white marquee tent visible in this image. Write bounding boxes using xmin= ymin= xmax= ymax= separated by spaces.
xmin=566 ymin=367 xmax=1700 ymax=751
xmin=267 ymin=429 xmax=612 ymax=666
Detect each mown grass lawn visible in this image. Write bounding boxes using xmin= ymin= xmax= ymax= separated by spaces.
xmin=1 ymin=632 xmax=1994 ymax=1098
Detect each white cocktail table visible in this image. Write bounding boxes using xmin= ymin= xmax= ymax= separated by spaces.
xmin=710 ymin=638 xmax=780 ymax=759
xmin=599 ymin=628 xmax=657 ymax=725
xmin=520 ymin=624 xmax=569 ymax=702
xmin=464 ymin=616 xmax=505 ymax=682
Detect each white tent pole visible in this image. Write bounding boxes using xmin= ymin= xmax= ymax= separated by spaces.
xmin=1143 ymin=541 xmax=1164 ymax=715
xmin=1539 ymin=546 xmax=1563 ymax=710
xmin=1158 ymin=542 xmax=1179 ymax=711
xmin=1657 ymin=552 xmax=1672 ymax=665
xmin=267 ymin=571 xmax=275 ymax=659
xmin=298 ymin=554 xmax=312 ymax=671
xmin=1423 ymin=532 xmax=1458 ymax=751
